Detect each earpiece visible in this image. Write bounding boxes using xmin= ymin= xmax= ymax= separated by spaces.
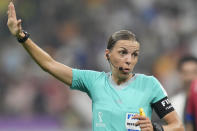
xmin=106 ymin=54 xmax=123 ymax=71
xmin=106 ymin=54 xmax=110 ymax=60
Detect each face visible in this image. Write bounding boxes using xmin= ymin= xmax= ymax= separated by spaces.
xmin=180 ymin=61 xmax=197 ymax=87
xmin=105 ymin=40 xmax=140 ymax=79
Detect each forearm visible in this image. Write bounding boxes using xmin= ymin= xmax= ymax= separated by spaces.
xmin=17 ymin=33 xmax=73 ymax=85
xmin=159 ymin=111 xmax=184 ymax=131
xmin=21 ymin=37 xmax=54 ymax=70
xmin=162 ymin=121 xmax=184 ymax=131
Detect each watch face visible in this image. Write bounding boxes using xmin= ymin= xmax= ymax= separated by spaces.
xmin=17 ymin=31 xmax=30 ymax=43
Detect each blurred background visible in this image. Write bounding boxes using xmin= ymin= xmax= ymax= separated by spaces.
xmin=0 ymin=0 xmax=197 ymax=130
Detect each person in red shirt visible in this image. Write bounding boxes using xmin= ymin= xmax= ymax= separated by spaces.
xmin=186 ymin=79 xmax=197 ymax=131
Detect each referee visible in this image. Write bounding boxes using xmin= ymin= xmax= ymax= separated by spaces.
xmin=7 ymin=2 xmax=184 ymax=131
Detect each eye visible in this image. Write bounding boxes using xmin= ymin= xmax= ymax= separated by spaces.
xmin=119 ymin=50 xmax=127 ymax=55
xmin=132 ymin=52 xmax=138 ymax=57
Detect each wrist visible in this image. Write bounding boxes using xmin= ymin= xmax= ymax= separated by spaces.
xmin=16 ymin=30 xmax=30 ymax=43
xmin=16 ymin=32 xmax=25 ymax=39
xmin=152 ymin=122 xmax=164 ymax=131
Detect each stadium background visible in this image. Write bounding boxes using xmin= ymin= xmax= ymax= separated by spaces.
xmin=0 ymin=0 xmax=197 ymax=130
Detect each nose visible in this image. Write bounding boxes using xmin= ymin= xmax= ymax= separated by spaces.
xmin=125 ymin=54 xmax=132 ymax=65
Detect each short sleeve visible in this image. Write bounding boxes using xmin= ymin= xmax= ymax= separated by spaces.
xmin=70 ymin=69 xmax=103 ymax=93
xmin=151 ymin=76 xmax=168 ymax=104
xmin=150 ymin=76 xmax=174 ymax=118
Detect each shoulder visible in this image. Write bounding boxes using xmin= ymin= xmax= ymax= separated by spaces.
xmin=71 ymin=69 xmax=107 ymax=91
xmin=72 ymin=68 xmax=106 ymax=79
xmin=136 ymin=73 xmax=158 ymax=83
xmin=72 ymin=68 xmax=104 ymax=74
xmin=137 ymin=73 xmax=167 ymax=95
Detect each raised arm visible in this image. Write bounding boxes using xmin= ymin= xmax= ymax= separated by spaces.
xmin=7 ymin=2 xmax=72 ymax=86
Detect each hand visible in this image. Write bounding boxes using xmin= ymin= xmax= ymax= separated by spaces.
xmin=7 ymin=2 xmax=23 ymax=37
xmin=133 ymin=115 xmax=153 ymax=131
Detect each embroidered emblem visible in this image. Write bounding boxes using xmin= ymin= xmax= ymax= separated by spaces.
xmin=96 ymin=112 xmax=106 ymax=127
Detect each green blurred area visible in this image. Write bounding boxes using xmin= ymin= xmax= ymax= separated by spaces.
xmin=17 ymin=1 xmax=37 ymax=19
xmin=0 ymin=1 xmax=9 ymax=16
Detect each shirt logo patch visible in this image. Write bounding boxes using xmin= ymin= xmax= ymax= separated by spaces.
xmin=98 ymin=112 xmax=103 ymax=122
xmin=125 ymin=113 xmax=140 ymax=131
xmin=96 ymin=112 xmax=106 ymax=127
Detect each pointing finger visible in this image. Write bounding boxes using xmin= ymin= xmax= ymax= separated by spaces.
xmin=132 ymin=115 xmax=147 ymax=120
xmin=9 ymin=2 xmax=17 ymax=19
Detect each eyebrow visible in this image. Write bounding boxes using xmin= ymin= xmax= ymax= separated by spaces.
xmin=119 ymin=47 xmax=139 ymax=52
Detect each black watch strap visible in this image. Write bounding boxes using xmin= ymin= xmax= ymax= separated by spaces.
xmin=152 ymin=122 xmax=164 ymax=131
xmin=17 ymin=30 xmax=30 ymax=43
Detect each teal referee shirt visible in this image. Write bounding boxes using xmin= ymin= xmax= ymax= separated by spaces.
xmin=70 ymin=69 xmax=167 ymax=131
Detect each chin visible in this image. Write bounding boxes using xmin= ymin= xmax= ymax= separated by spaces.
xmin=119 ymin=73 xmax=131 ymax=79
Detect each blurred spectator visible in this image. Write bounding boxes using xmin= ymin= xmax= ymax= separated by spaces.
xmin=170 ymin=56 xmax=197 ymax=125
xmin=152 ymin=55 xmax=197 ymax=126
xmin=4 ymin=79 xmax=37 ymax=116
xmin=185 ymin=79 xmax=197 ymax=131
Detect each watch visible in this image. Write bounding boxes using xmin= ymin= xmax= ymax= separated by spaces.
xmin=17 ymin=30 xmax=30 ymax=43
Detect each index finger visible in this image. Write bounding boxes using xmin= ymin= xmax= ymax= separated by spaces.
xmin=132 ymin=114 xmax=147 ymax=120
xmin=8 ymin=2 xmax=17 ymax=19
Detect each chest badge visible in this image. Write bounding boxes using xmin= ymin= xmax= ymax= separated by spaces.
xmin=125 ymin=113 xmax=140 ymax=131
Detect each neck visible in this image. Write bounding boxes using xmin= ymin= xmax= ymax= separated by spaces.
xmin=111 ymin=73 xmax=133 ymax=85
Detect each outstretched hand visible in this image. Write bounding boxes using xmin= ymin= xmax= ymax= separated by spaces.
xmin=7 ymin=2 xmax=23 ymax=37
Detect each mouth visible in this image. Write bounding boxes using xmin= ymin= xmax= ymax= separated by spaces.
xmin=121 ymin=68 xmax=131 ymax=74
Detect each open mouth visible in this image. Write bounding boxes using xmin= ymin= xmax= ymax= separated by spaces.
xmin=122 ymin=68 xmax=131 ymax=74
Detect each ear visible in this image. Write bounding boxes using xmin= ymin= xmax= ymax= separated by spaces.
xmin=105 ymin=49 xmax=110 ymax=60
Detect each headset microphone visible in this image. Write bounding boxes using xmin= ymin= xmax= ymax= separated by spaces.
xmin=118 ymin=67 xmax=123 ymax=71
xmin=106 ymin=54 xmax=123 ymax=71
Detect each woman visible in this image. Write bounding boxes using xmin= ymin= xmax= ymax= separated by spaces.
xmin=7 ymin=2 xmax=184 ymax=131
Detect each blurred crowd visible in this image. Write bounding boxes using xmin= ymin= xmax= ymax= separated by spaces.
xmin=0 ymin=0 xmax=197 ymax=130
